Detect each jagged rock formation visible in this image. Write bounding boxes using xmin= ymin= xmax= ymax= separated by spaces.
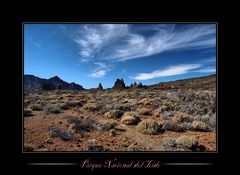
xmin=98 ymin=83 xmax=103 ymax=91
xmin=112 ymin=78 xmax=125 ymax=90
xmin=129 ymin=82 xmax=145 ymax=89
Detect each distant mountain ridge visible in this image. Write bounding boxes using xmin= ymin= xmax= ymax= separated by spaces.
xmin=24 ymin=74 xmax=216 ymax=91
xmin=24 ymin=75 xmax=84 ymax=91
xmin=149 ymin=74 xmax=216 ymax=90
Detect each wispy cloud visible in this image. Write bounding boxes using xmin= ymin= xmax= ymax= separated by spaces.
xmin=196 ymin=57 xmax=216 ymax=64
xmin=192 ymin=67 xmax=216 ymax=73
xmin=89 ymin=70 xmax=106 ymax=78
xmin=73 ymin=24 xmax=216 ymax=62
xmin=88 ymin=62 xmax=111 ymax=78
xmin=73 ymin=24 xmax=128 ymax=62
xmin=94 ymin=62 xmax=107 ymax=69
xmin=130 ymin=64 xmax=201 ymax=80
xmin=111 ymin=25 xmax=215 ymax=61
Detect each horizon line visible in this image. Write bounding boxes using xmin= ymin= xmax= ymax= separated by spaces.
xmin=24 ymin=73 xmax=216 ymax=89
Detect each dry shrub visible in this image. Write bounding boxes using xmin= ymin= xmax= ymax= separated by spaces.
xmin=139 ymin=108 xmax=152 ymax=115
xmin=66 ymin=116 xmax=80 ymax=124
xmin=67 ymin=100 xmax=84 ymax=108
xmin=121 ymin=112 xmax=140 ymax=125
xmin=44 ymin=104 xmax=62 ymax=114
xmin=175 ymin=135 xmax=198 ymax=149
xmin=158 ymin=120 xmax=167 ymax=129
xmin=136 ymin=119 xmax=161 ymax=135
xmin=114 ymin=103 xmax=131 ymax=111
xmin=58 ymin=103 xmax=69 ymax=110
xmin=127 ymin=143 xmax=142 ymax=151
xmin=153 ymin=108 xmax=162 ymax=117
xmin=194 ymin=115 xmax=209 ymax=122
xmin=162 ymin=137 xmax=176 ymax=148
xmin=122 ymin=98 xmax=137 ymax=104
xmin=161 ymin=111 xmax=175 ymax=119
xmin=49 ymin=127 xmax=75 ymax=141
xmin=83 ymin=103 xmax=99 ymax=111
xmin=24 ymin=144 xmax=34 ymax=151
xmin=98 ymin=120 xmax=119 ymax=132
xmin=104 ymin=109 xmax=124 ymax=119
xmin=137 ymin=98 xmax=149 ymax=105
xmin=152 ymin=97 xmax=163 ymax=108
xmin=99 ymin=104 xmax=113 ymax=114
xmin=24 ymin=109 xmax=33 ymax=117
xmin=163 ymin=122 xmax=185 ymax=132
xmin=30 ymin=104 xmax=43 ymax=111
xmin=85 ymin=139 xmax=104 ymax=151
xmin=172 ymin=113 xmax=194 ymax=123
xmin=190 ymin=121 xmax=209 ymax=131
xmin=180 ymin=122 xmax=192 ymax=130
xmin=72 ymin=116 xmax=98 ymax=133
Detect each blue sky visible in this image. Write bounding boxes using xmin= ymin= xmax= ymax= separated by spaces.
xmin=24 ymin=23 xmax=216 ymax=89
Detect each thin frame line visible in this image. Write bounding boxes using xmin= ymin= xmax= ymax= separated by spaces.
xmin=27 ymin=163 xmax=78 ymax=165
xmin=163 ymin=163 xmax=215 ymax=165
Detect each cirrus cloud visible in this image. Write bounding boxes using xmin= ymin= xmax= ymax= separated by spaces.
xmin=192 ymin=67 xmax=216 ymax=73
xmin=88 ymin=62 xmax=111 ymax=78
xmin=130 ymin=64 xmax=201 ymax=80
xmin=73 ymin=24 xmax=216 ymax=62
xmin=73 ymin=24 xmax=128 ymax=62
xmin=89 ymin=70 xmax=106 ymax=78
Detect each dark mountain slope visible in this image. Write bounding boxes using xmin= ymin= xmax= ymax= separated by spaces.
xmin=24 ymin=75 xmax=84 ymax=91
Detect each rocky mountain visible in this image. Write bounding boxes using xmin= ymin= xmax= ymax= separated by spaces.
xmin=24 ymin=75 xmax=84 ymax=91
xmin=24 ymin=75 xmax=46 ymax=91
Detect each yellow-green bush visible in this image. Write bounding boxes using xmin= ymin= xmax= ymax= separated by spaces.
xmin=136 ymin=119 xmax=160 ymax=135
xmin=121 ymin=112 xmax=140 ymax=125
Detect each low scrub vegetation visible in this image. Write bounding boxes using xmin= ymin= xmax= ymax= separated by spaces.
xmin=30 ymin=104 xmax=43 ymax=111
xmin=121 ymin=112 xmax=140 ymax=125
xmin=104 ymin=109 xmax=124 ymax=119
xmin=44 ymin=105 xmax=62 ymax=114
xmin=136 ymin=119 xmax=162 ymax=135
xmin=24 ymin=109 xmax=33 ymax=117
xmin=190 ymin=121 xmax=209 ymax=131
xmin=24 ymin=144 xmax=34 ymax=151
xmin=85 ymin=139 xmax=104 ymax=151
xmin=49 ymin=127 xmax=75 ymax=141
xmin=24 ymin=82 xmax=216 ymax=152
xmin=163 ymin=122 xmax=185 ymax=132
xmin=72 ymin=116 xmax=98 ymax=133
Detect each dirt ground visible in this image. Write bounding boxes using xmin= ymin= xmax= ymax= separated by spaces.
xmin=24 ymin=110 xmax=216 ymax=152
